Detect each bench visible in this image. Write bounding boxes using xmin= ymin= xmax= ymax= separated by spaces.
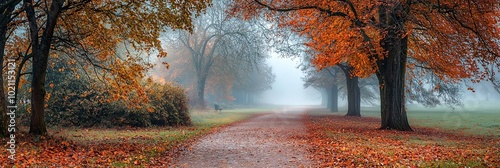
xmin=214 ymin=104 xmax=222 ymax=112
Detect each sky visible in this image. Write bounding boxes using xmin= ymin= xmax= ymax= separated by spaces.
xmin=258 ymin=53 xmax=322 ymax=105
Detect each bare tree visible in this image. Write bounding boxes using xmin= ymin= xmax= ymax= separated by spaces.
xmin=302 ymin=60 xmax=378 ymax=114
xmin=231 ymin=62 xmax=275 ymax=105
xmin=166 ymin=0 xmax=269 ymax=108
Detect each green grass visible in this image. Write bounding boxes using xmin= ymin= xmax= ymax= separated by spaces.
xmin=418 ymin=160 xmax=484 ymax=168
xmin=324 ymin=102 xmax=500 ymax=136
xmin=56 ymin=108 xmax=269 ymax=143
xmin=191 ymin=112 xmax=252 ymax=127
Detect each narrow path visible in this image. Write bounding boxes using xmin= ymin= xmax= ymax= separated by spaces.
xmin=175 ymin=107 xmax=312 ymax=168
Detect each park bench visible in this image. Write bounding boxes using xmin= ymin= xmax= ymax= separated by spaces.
xmin=214 ymin=104 xmax=222 ymax=112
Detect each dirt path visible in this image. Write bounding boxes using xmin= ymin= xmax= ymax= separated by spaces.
xmin=175 ymin=107 xmax=312 ymax=168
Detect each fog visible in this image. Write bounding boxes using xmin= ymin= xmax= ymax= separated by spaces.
xmin=258 ymin=53 xmax=500 ymax=109
xmin=425 ymin=81 xmax=500 ymax=113
xmin=463 ymin=82 xmax=500 ymax=102
xmin=258 ymin=53 xmax=321 ymax=106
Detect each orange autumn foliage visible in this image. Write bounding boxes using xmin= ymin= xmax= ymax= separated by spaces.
xmin=231 ymin=0 xmax=500 ymax=81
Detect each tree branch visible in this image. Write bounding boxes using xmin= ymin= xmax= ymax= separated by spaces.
xmin=253 ymin=0 xmax=348 ymax=17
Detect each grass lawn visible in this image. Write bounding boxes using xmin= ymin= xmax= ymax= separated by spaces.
xmin=360 ymin=103 xmax=500 ymax=136
xmin=304 ymin=103 xmax=500 ymax=167
xmin=0 ymin=108 xmax=270 ymax=167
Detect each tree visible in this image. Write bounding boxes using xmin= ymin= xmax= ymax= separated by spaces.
xmin=302 ymin=62 xmax=378 ymax=114
xmin=315 ymin=70 xmax=342 ymax=112
xmin=165 ymin=0 xmax=268 ymax=108
xmin=338 ymin=64 xmax=361 ymax=116
xmin=156 ymin=44 xmax=274 ymax=107
xmin=231 ymin=0 xmax=500 ymax=131
xmin=231 ymin=62 xmax=276 ymax=105
xmin=302 ymin=63 xmax=342 ymax=112
xmin=23 ymin=0 xmax=66 ymax=136
xmin=18 ymin=0 xmax=210 ymax=135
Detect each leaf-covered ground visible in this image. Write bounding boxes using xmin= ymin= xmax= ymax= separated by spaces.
xmin=301 ymin=113 xmax=500 ymax=167
xmin=3 ymin=108 xmax=499 ymax=167
xmin=0 ymin=127 xmax=226 ymax=167
xmin=0 ymin=111 xmax=260 ymax=167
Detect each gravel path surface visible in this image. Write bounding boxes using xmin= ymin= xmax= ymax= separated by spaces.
xmin=175 ymin=107 xmax=312 ymax=168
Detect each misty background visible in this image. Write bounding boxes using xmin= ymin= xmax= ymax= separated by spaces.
xmin=260 ymin=55 xmax=500 ymax=108
xmin=258 ymin=53 xmax=320 ymax=106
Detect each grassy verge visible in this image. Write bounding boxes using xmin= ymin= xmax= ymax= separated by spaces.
xmin=318 ymin=103 xmax=500 ymax=136
xmin=0 ymin=108 xmax=269 ymax=167
xmin=59 ymin=109 xmax=262 ymax=144
xmin=303 ymin=105 xmax=500 ymax=167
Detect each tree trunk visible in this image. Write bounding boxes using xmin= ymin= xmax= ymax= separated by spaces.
xmin=196 ymin=75 xmax=207 ymax=108
xmin=244 ymin=91 xmax=255 ymax=105
xmin=329 ymin=84 xmax=338 ymax=112
xmin=326 ymin=87 xmax=332 ymax=109
xmin=30 ymin=59 xmax=48 ymax=135
xmin=345 ymin=76 xmax=361 ymax=116
xmin=244 ymin=91 xmax=249 ymax=105
xmin=377 ymin=3 xmax=412 ymax=131
xmin=26 ymin=0 xmax=65 ymax=135
xmin=321 ymin=88 xmax=327 ymax=106
xmin=248 ymin=92 xmax=255 ymax=105
xmin=340 ymin=66 xmax=361 ymax=116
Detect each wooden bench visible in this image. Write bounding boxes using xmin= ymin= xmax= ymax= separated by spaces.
xmin=214 ymin=104 xmax=222 ymax=112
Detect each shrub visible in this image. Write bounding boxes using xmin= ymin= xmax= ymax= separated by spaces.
xmin=147 ymin=83 xmax=191 ymax=126
xmin=40 ymin=72 xmax=190 ymax=127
